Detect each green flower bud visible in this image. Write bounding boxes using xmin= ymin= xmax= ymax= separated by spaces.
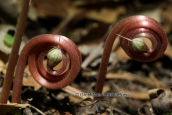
xmin=47 ymin=48 xmax=62 ymax=68
xmin=131 ymin=38 xmax=148 ymax=53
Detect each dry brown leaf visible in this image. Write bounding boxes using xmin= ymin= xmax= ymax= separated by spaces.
xmin=161 ymin=4 xmax=172 ymax=33
xmin=115 ymin=47 xmax=130 ymax=60
xmin=0 ymin=59 xmax=5 ymax=72
xmin=102 ymin=85 xmax=110 ymax=94
xmin=164 ymin=43 xmax=172 ymax=60
xmin=23 ymin=65 xmax=41 ymax=90
xmin=43 ymin=59 xmax=62 ymax=70
xmin=106 ymin=72 xmax=156 ymax=88
xmin=161 ymin=4 xmax=172 ymax=22
xmin=138 ymin=7 xmax=161 ymax=22
xmin=2 ymin=62 xmax=8 ymax=75
xmin=68 ymin=96 xmax=81 ymax=103
xmin=72 ymin=0 xmax=97 ymax=6
xmin=0 ymin=103 xmax=30 ymax=115
xmin=85 ymin=6 xmax=126 ymax=23
xmin=23 ymin=59 xmax=68 ymax=90
xmin=149 ymin=72 xmax=161 ymax=88
xmin=34 ymin=0 xmax=71 ymax=18
xmin=62 ymin=85 xmax=93 ymax=100
xmin=50 ymin=6 xmax=86 ymax=34
xmin=121 ymin=89 xmax=149 ymax=100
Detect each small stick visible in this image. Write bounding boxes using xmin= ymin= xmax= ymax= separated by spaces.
xmin=117 ymin=34 xmax=147 ymax=43
xmin=29 ymin=105 xmax=45 ymax=115
xmin=81 ymin=42 xmax=104 ymax=69
xmin=58 ymin=36 xmax=60 ymax=49
xmin=149 ymin=72 xmax=161 ymax=88
xmin=51 ymin=14 xmax=73 ymax=34
xmin=116 ymin=34 xmax=133 ymax=42
xmin=58 ymin=33 xmax=61 ymax=49
xmin=111 ymin=83 xmax=129 ymax=108
xmin=62 ymin=86 xmax=93 ymax=99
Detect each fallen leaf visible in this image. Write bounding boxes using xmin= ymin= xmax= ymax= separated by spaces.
xmin=34 ymin=0 xmax=71 ymax=18
xmin=0 ymin=103 xmax=30 ymax=115
xmin=115 ymin=47 xmax=130 ymax=60
xmin=85 ymin=6 xmax=126 ymax=23
xmin=102 ymin=85 xmax=110 ymax=94
xmin=23 ymin=59 xmax=68 ymax=90
xmin=8 ymin=107 xmax=22 ymax=115
xmin=164 ymin=43 xmax=172 ymax=60
xmin=23 ymin=65 xmax=41 ymax=91
xmin=138 ymin=7 xmax=161 ymax=22
xmin=0 ymin=59 xmax=5 ymax=72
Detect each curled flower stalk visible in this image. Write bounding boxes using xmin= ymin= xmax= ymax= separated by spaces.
xmin=12 ymin=34 xmax=82 ymax=103
xmin=94 ymin=15 xmax=168 ymax=99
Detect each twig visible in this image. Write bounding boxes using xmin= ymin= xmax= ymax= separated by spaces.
xmin=62 ymin=86 xmax=93 ymax=105
xmin=111 ymin=83 xmax=129 ymax=108
xmin=121 ymin=89 xmax=149 ymax=100
xmin=25 ymin=98 xmax=45 ymax=115
xmin=50 ymin=7 xmax=85 ymax=34
xmin=51 ymin=14 xmax=73 ymax=34
xmin=62 ymin=85 xmax=93 ymax=99
xmin=81 ymin=42 xmax=104 ymax=69
xmin=29 ymin=105 xmax=45 ymax=115
xmin=149 ymin=72 xmax=161 ymax=88
xmin=106 ymin=72 xmax=157 ymax=88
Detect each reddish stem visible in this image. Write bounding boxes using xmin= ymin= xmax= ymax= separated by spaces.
xmin=94 ymin=15 xmax=168 ymax=99
xmin=0 ymin=0 xmax=30 ymax=104
xmin=12 ymin=34 xmax=82 ymax=103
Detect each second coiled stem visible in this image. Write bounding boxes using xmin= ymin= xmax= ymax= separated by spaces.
xmin=94 ymin=15 xmax=168 ymax=98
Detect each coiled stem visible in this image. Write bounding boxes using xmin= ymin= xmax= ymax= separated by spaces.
xmin=94 ymin=15 xmax=168 ymax=99
xmin=12 ymin=34 xmax=82 ymax=103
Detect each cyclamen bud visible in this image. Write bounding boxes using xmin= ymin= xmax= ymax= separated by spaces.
xmin=117 ymin=34 xmax=148 ymax=53
xmin=131 ymin=38 xmax=148 ymax=53
xmin=47 ymin=48 xmax=62 ymax=68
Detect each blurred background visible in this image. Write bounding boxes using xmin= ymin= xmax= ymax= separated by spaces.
xmin=1 ymin=0 xmax=172 ymax=115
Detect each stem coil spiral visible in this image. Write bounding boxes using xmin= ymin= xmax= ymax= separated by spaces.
xmin=95 ymin=15 xmax=168 ymax=97
xmin=12 ymin=34 xmax=82 ymax=103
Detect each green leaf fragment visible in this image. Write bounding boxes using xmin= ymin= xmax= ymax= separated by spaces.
xmin=8 ymin=107 xmax=22 ymax=115
xmin=164 ymin=113 xmax=172 ymax=115
xmin=131 ymin=38 xmax=148 ymax=53
xmin=164 ymin=113 xmax=171 ymax=115
xmin=47 ymin=48 xmax=62 ymax=68
xmin=4 ymin=34 xmax=14 ymax=47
